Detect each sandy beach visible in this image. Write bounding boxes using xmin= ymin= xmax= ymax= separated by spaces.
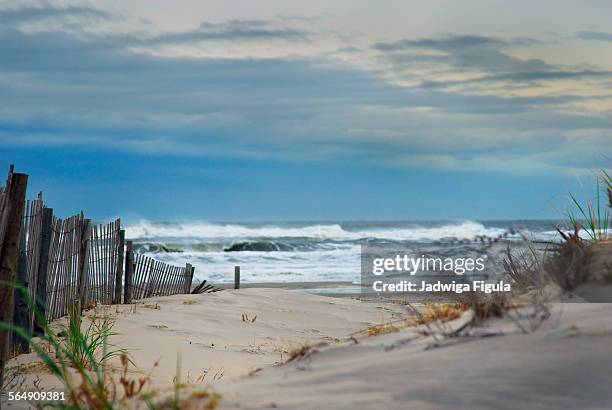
xmin=212 ymin=302 xmax=612 ymax=410
xmin=6 ymin=288 xmax=407 ymax=393
xmin=5 ymin=286 xmax=611 ymax=410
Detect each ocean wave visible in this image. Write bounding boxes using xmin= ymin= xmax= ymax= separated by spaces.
xmin=124 ymin=220 xmax=508 ymax=243
xmin=149 ymin=247 xmax=361 ymax=283
xmin=122 ymin=220 xmax=553 ymax=283
xmin=144 ymin=242 xmax=516 ymax=284
xmin=224 ymin=241 xmax=293 ymax=252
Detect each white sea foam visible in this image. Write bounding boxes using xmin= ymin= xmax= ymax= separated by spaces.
xmin=124 ymin=220 xmax=507 ymax=242
xmin=124 ymin=220 xmax=547 ymax=283
xmin=152 ymin=247 xmax=361 ymax=284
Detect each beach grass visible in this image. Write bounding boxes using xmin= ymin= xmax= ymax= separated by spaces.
xmin=566 ymin=171 xmax=611 ymax=241
xmin=60 ymin=304 xmax=128 ymax=371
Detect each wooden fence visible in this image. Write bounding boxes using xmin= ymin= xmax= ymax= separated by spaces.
xmin=44 ymin=213 xmax=89 ymax=321
xmin=88 ymin=220 xmax=123 ymax=305
xmin=13 ymin=194 xmax=44 ymax=352
xmin=0 ymin=166 xmax=197 ymax=360
xmin=36 ymin=215 xmax=195 ymax=322
xmin=127 ymin=253 xmax=194 ymax=300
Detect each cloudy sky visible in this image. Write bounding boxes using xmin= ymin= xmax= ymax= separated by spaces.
xmin=1 ymin=0 xmax=612 ymax=220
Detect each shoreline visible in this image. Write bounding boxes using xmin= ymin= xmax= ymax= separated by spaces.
xmin=214 ymin=281 xmax=360 ymax=297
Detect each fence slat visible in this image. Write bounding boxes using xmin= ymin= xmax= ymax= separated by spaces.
xmin=25 ymin=195 xmax=44 ymax=337
xmin=34 ymin=207 xmax=53 ymax=334
xmin=123 ymin=241 xmax=133 ymax=303
xmin=114 ymin=229 xmax=125 ymax=304
xmin=78 ymin=220 xmax=91 ymax=310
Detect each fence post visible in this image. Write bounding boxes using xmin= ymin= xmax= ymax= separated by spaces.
xmin=114 ymin=229 xmax=125 ymax=304
xmin=34 ymin=207 xmax=53 ymax=334
xmin=184 ymin=263 xmax=193 ymax=294
xmin=0 ymin=172 xmax=28 ymax=390
xmin=234 ymin=265 xmax=240 ymax=289
xmin=77 ymin=219 xmax=91 ymax=312
xmin=12 ymin=227 xmax=30 ymax=354
xmin=188 ymin=265 xmax=195 ymax=293
xmin=124 ymin=241 xmax=134 ymax=304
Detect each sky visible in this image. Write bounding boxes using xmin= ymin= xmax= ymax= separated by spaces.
xmin=1 ymin=0 xmax=612 ymax=221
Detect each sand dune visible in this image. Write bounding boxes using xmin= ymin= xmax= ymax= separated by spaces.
xmin=210 ymin=302 xmax=612 ymax=410
xmin=109 ymin=288 xmax=407 ymax=384
xmin=8 ymin=288 xmax=406 ymax=391
xmin=6 ymin=289 xmax=612 ymax=410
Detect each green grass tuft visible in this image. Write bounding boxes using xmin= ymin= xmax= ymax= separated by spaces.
xmin=566 ymin=171 xmax=611 ymax=242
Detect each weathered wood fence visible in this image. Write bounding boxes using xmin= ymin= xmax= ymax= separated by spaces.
xmin=14 ymin=194 xmax=44 ymax=349
xmin=127 ymin=254 xmax=194 ymax=300
xmin=0 ymin=166 xmax=197 ymax=358
xmin=31 ymin=214 xmax=195 ymax=324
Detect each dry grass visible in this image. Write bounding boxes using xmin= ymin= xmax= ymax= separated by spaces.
xmin=285 ymin=344 xmax=312 ymax=361
xmin=283 ymin=343 xmax=324 ymax=363
xmin=503 ymin=244 xmax=549 ymax=292
xmin=323 ymin=336 xmax=341 ymax=344
xmin=241 ymin=313 xmax=257 ymax=323
xmin=243 ymin=367 xmax=263 ymax=378
xmin=143 ymin=302 xmax=161 ymax=310
xmin=543 ymin=239 xmax=612 ymax=292
xmin=408 ymin=303 xmax=470 ymax=326
xmin=544 ymin=240 xmax=590 ymax=291
xmin=2 ymin=363 xmax=26 ymax=392
xmin=367 ymin=322 xmax=401 ymax=336
xmin=156 ymin=390 xmax=222 ymax=410
xmin=182 ymin=300 xmax=199 ymax=305
xmin=184 ymin=368 xmax=225 ymax=384
xmin=86 ymin=354 xmax=153 ymax=406
xmin=18 ymin=361 xmax=52 ymax=375
xmin=362 ymin=303 xmax=469 ymax=338
xmin=462 ymin=293 xmax=514 ymax=322
xmin=148 ymin=324 xmax=169 ymax=330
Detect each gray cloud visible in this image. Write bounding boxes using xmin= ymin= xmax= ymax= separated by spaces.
xmin=420 ymin=69 xmax=612 ymax=90
xmin=0 ymin=3 xmax=110 ymax=25
xmin=577 ymin=31 xmax=612 ymax=42
xmin=373 ymin=35 xmax=535 ymax=52
xmin=374 ymin=33 xmax=612 ymax=95
xmin=375 ymin=34 xmax=549 ymax=75
xmin=144 ymin=20 xmax=310 ymax=45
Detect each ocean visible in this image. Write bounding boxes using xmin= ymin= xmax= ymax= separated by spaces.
xmin=122 ymin=220 xmax=565 ymax=285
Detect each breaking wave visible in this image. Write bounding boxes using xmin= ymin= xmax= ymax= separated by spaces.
xmin=124 ymin=220 xmax=509 ymax=243
xmin=123 ymin=219 xmax=555 ymax=283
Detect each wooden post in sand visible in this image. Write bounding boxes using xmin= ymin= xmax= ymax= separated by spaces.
xmin=184 ymin=263 xmax=193 ymax=294
xmin=234 ymin=266 xmax=240 ymax=289
xmin=124 ymin=241 xmax=134 ymax=304
xmin=114 ymin=229 xmax=125 ymax=304
xmin=77 ymin=219 xmax=91 ymax=312
xmin=188 ymin=265 xmax=195 ymax=293
xmin=0 ymin=172 xmax=28 ymax=391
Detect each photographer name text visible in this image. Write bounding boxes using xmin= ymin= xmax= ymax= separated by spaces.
xmin=372 ymin=280 xmax=511 ymax=293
